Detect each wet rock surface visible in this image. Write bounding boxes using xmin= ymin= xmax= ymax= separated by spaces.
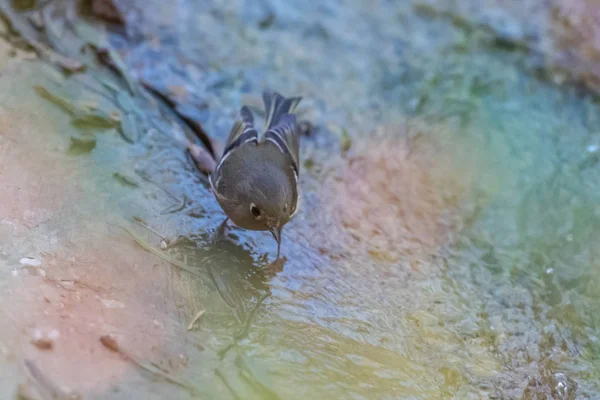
xmin=0 ymin=0 xmax=599 ymax=399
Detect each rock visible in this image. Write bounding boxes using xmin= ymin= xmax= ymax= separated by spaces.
xmin=187 ymin=144 xmax=217 ymax=174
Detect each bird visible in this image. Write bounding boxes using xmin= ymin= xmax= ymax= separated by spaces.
xmin=209 ymin=90 xmax=302 ymax=260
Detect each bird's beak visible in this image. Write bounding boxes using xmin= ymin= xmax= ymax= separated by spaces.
xmin=269 ymin=226 xmax=283 ymax=260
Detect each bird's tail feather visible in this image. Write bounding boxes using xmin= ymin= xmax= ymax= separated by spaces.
xmin=263 ymin=90 xmax=302 ymax=131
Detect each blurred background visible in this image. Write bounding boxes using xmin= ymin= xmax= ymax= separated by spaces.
xmin=0 ymin=0 xmax=599 ymax=398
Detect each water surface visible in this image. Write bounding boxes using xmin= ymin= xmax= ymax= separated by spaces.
xmin=0 ymin=0 xmax=599 ymax=399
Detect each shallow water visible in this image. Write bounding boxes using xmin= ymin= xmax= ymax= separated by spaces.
xmin=1 ymin=0 xmax=600 ymax=399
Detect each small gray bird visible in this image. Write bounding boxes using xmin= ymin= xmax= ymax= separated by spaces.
xmin=209 ymin=91 xmax=302 ymax=259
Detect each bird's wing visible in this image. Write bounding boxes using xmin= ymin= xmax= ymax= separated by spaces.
xmin=220 ymin=106 xmax=258 ymax=163
xmin=264 ymin=113 xmax=300 ymax=175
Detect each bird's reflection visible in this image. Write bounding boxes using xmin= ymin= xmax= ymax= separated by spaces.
xmin=168 ymin=223 xmax=280 ymax=324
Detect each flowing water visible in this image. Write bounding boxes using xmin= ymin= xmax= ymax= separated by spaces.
xmin=0 ymin=0 xmax=599 ymax=399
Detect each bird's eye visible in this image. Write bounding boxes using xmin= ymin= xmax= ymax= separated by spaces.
xmin=250 ymin=203 xmax=261 ymax=217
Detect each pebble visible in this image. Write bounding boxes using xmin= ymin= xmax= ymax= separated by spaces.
xmin=99 ymin=298 xmax=125 ymax=309
xmin=30 ymin=329 xmax=60 ymax=350
xmin=19 ymin=258 xmax=42 ymax=267
xmin=16 ymin=382 xmax=43 ymax=400
xmin=100 ymin=334 xmax=120 ymax=352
